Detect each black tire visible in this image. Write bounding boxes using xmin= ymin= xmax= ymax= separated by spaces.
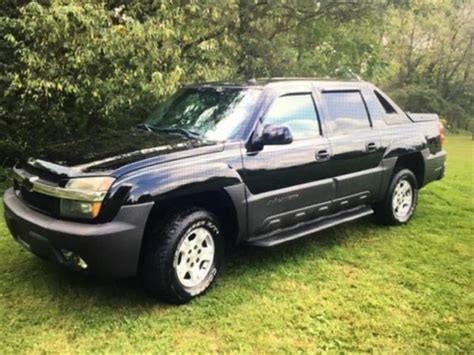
xmin=373 ymin=169 xmax=418 ymax=225
xmin=141 ymin=208 xmax=224 ymax=304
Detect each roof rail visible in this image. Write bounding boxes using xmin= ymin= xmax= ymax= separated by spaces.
xmin=256 ymin=77 xmax=362 ymax=82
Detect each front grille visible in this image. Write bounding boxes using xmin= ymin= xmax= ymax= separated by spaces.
xmin=19 ymin=186 xmax=60 ymax=216
xmin=13 ymin=162 xmax=65 ymax=216
xmin=22 ymin=164 xmax=64 ymax=185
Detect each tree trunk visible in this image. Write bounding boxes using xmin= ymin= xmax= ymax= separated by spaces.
xmin=237 ymin=0 xmax=253 ymax=79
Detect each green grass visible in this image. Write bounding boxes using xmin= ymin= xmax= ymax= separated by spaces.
xmin=0 ymin=135 xmax=472 ymax=353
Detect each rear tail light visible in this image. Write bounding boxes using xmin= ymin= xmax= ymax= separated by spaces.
xmin=438 ymin=121 xmax=445 ymax=145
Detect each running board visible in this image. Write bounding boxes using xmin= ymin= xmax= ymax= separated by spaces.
xmin=247 ymin=206 xmax=373 ymax=247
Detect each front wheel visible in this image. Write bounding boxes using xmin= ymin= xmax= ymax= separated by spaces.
xmin=142 ymin=208 xmax=224 ymax=304
xmin=374 ymin=169 xmax=418 ymax=225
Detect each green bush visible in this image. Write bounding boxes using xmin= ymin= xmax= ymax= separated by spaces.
xmin=0 ymin=166 xmax=11 ymax=192
xmin=0 ymin=1 xmax=471 ymax=165
xmin=388 ymin=85 xmax=470 ymax=130
xmin=0 ymin=1 xmax=238 ymax=163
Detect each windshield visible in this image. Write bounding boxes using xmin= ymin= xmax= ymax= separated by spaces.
xmin=145 ymin=87 xmax=261 ymax=141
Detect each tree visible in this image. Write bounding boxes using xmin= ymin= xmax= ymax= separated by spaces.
xmin=0 ymin=0 xmax=238 ymax=160
xmin=0 ymin=0 xmax=472 ymax=164
xmin=381 ymin=1 xmax=474 ymax=129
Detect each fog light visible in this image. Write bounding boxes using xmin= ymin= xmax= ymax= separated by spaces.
xmin=61 ymin=249 xmax=88 ymax=269
xmin=60 ymin=199 xmax=102 ymax=219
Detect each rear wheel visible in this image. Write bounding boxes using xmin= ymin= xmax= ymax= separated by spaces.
xmin=374 ymin=169 xmax=418 ymax=225
xmin=142 ymin=208 xmax=224 ymax=304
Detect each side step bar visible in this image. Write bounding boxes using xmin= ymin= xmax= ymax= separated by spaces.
xmin=247 ymin=206 xmax=373 ymax=247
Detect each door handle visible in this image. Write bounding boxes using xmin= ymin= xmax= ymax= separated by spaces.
xmin=366 ymin=142 xmax=377 ymax=152
xmin=316 ymin=149 xmax=330 ymax=161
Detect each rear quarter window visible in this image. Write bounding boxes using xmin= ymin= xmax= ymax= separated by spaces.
xmin=374 ymin=90 xmax=411 ymax=125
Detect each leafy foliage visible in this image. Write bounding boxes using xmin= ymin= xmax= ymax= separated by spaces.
xmin=0 ymin=0 xmax=239 ymax=162
xmin=0 ymin=0 xmax=472 ymax=163
xmin=381 ymin=1 xmax=473 ymax=128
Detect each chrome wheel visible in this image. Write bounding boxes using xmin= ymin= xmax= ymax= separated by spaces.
xmin=392 ymin=179 xmax=414 ymax=221
xmin=173 ymin=227 xmax=215 ymax=288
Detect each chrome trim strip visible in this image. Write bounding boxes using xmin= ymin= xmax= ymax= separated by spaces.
xmin=13 ymin=168 xmax=108 ymax=202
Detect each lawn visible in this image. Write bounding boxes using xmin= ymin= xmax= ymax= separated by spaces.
xmin=0 ymin=135 xmax=472 ymax=353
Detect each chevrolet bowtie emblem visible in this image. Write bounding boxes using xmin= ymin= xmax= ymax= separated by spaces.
xmin=23 ymin=176 xmax=39 ymax=191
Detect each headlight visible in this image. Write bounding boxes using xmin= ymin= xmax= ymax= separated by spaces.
xmin=65 ymin=176 xmax=115 ymax=192
xmin=60 ymin=177 xmax=115 ymax=219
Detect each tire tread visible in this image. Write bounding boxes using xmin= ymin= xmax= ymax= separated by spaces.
xmin=142 ymin=208 xmax=220 ymax=304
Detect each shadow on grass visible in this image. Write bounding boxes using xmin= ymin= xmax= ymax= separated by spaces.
xmin=8 ymin=217 xmax=381 ymax=311
xmin=225 ymin=218 xmax=380 ymax=276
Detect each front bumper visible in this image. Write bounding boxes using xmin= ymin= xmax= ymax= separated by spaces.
xmin=3 ymin=188 xmax=153 ymax=278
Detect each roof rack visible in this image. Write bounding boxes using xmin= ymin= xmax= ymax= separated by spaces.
xmin=256 ymin=77 xmax=362 ymax=82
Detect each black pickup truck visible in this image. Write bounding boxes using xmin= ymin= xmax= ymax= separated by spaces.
xmin=3 ymin=79 xmax=446 ymax=303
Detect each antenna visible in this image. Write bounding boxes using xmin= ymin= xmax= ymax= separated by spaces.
xmin=347 ymin=69 xmax=362 ymax=81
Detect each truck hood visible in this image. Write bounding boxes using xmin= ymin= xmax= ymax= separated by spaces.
xmin=22 ymin=128 xmax=221 ymax=176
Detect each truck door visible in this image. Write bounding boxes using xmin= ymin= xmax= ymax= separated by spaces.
xmin=319 ymin=90 xmax=383 ymax=207
xmin=242 ymin=90 xmax=335 ymax=239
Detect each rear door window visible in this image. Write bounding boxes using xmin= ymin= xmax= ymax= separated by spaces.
xmin=321 ymin=91 xmax=371 ymax=135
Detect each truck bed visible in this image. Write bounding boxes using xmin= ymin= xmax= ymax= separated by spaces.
xmin=407 ymin=113 xmax=440 ymax=122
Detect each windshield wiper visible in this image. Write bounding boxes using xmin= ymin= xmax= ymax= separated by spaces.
xmin=135 ymin=123 xmax=201 ymax=139
xmin=154 ymin=127 xmax=201 ymax=139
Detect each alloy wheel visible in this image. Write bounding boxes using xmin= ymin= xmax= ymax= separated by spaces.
xmin=173 ymin=227 xmax=215 ymax=288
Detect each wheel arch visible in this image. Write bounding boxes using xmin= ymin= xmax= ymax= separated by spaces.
xmin=378 ymin=151 xmax=425 ymax=201
xmin=393 ymin=152 xmax=425 ymax=188
xmin=141 ymin=188 xmax=242 ymax=256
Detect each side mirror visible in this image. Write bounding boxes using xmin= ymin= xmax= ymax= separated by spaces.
xmin=260 ymin=124 xmax=293 ymax=145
